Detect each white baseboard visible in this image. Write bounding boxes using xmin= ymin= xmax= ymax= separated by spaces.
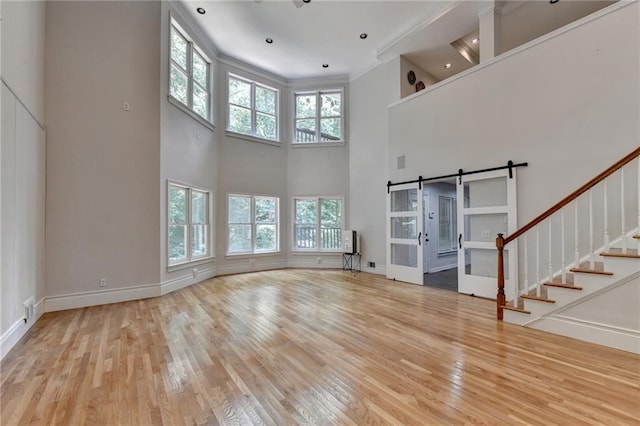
xmin=45 ymin=283 xmax=161 ymax=313
xmin=1 ymin=297 xmax=45 ymax=361
xmin=216 ymin=260 xmax=287 ymax=277
xmin=287 ymin=258 xmax=342 ymax=269
xmin=532 ymin=316 xmax=640 ymax=354
xmin=361 ymin=265 xmax=386 ymax=276
xmin=161 ymin=267 xmax=216 ymax=295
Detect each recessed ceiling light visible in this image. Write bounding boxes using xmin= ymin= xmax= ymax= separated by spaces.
xmin=303 ymin=0 xmax=311 ymax=3
xmin=196 ymin=7 xmax=206 ymax=14
xmin=322 ymin=64 xmax=329 ymax=68
xmin=444 ymin=63 xmax=452 ymax=69
xmin=360 ymin=33 xmax=368 ymax=40
xmin=471 ymin=38 xmax=479 ymax=45
xmin=266 ymin=38 xmax=273 ymax=44
xmin=549 ymin=0 xmax=559 ymax=3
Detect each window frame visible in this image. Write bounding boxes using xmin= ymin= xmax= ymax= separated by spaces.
xmin=227 ymin=194 xmax=280 ymax=256
xmin=168 ymin=19 xmax=213 ymax=128
xmin=292 ymin=196 xmax=344 ymax=252
xmin=226 ymin=73 xmax=280 ymax=144
xmin=438 ymin=196 xmax=457 ymax=254
xmin=293 ymin=89 xmax=345 ymax=145
xmin=167 ymin=181 xmax=213 ymax=269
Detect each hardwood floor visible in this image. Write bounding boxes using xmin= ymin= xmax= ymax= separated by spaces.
xmin=1 ymin=269 xmax=639 ymax=425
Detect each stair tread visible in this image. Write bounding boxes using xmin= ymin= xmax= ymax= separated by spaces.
xmin=570 ymin=267 xmax=614 ymax=276
xmin=544 ymin=282 xmax=583 ymax=290
xmin=601 ymin=248 xmax=640 ymax=259
xmin=521 ymin=294 xmax=556 ymax=303
xmin=502 ymin=305 xmax=531 ymax=314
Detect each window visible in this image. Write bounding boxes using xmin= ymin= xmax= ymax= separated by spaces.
xmin=293 ymin=198 xmax=343 ymax=251
xmin=228 ymin=195 xmax=279 ymax=254
xmin=294 ymin=91 xmax=343 ymax=144
xmin=170 ymin=22 xmax=211 ymax=121
xmin=227 ymin=74 xmax=278 ymax=142
xmin=168 ymin=183 xmax=211 ymax=266
xmin=438 ymin=196 xmax=457 ymax=253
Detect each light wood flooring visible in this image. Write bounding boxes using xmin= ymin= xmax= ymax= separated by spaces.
xmin=1 ymin=269 xmax=639 ymax=425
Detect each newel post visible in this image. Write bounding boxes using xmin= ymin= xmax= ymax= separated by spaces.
xmin=496 ymin=233 xmax=506 ymax=321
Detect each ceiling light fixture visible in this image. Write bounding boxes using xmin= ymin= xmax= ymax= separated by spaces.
xmin=322 ymin=64 xmax=329 ymax=68
xmin=471 ymin=38 xmax=479 ymax=45
xmin=360 ymin=33 xmax=368 ymax=40
xmin=549 ymin=0 xmax=559 ymax=3
xmin=303 ymin=0 xmax=311 ymax=3
xmin=444 ymin=63 xmax=452 ymax=69
xmin=196 ymin=7 xmax=206 ymax=14
xmin=266 ymin=38 xmax=273 ymax=44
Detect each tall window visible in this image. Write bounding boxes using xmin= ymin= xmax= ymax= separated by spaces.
xmin=438 ymin=196 xmax=457 ymax=253
xmin=227 ymin=74 xmax=278 ymax=141
xmin=293 ymin=198 xmax=343 ymax=250
xmin=294 ymin=91 xmax=343 ymax=144
xmin=170 ymin=22 xmax=211 ymax=121
xmin=168 ymin=183 xmax=211 ymax=265
xmin=228 ymin=195 xmax=279 ymax=254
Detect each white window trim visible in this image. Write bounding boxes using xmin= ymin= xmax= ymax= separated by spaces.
xmin=292 ymin=196 xmax=344 ymax=253
xmin=167 ymin=181 xmax=214 ymax=270
xmin=292 ymin=89 xmax=345 ymax=145
xmin=227 ymin=194 xmax=280 ymax=256
xmin=227 ymin=73 xmax=280 ymax=143
xmin=168 ymin=18 xmax=214 ymax=127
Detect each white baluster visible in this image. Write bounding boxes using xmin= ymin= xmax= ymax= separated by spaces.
xmin=561 ymin=208 xmax=566 ymax=282
xmin=523 ymin=234 xmax=529 ymax=298
xmin=536 ymin=227 xmax=540 ymax=297
xmin=604 ymin=178 xmax=609 ymax=252
xmin=589 ymin=188 xmax=595 ymax=269
xmin=574 ymin=201 xmax=580 ymax=270
xmin=621 ymin=168 xmax=627 ymax=254
xmin=548 ymin=219 xmax=553 ymax=286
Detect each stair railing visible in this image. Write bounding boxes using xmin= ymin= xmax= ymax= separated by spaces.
xmin=496 ymin=147 xmax=640 ymax=320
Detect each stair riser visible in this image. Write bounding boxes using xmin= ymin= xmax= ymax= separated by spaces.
xmin=523 ymin=299 xmax=556 ymax=317
xmin=611 ymin=235 xmax=640 ymax=250
xmin=601 ymin=256 xmax=640 ymax=277
xmin=570 ymin=273 xmax=617 ymax=292
xmin=546 ymin=287 xmax=584 ymax=306
xmin=503 ymin=309 xmax=530 ymax=326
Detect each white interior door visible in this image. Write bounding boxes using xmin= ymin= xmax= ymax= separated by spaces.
xmin=457 ymin=169 xmax=517 ymax=299
xmin=387 ymin=183 xmax=424 ymax=285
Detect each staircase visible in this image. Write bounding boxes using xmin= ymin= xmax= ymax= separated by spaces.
xmin=496 ymin=148 xmax=640 ymax=354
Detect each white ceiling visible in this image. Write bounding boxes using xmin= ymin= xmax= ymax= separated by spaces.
xmin=180 ymin=0 xmax=458 ymax=80
xmin=180 ymin=0 xmax=617 ymax=82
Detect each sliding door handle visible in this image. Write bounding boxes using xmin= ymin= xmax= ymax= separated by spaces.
xmin=418 ymin=232 xmax=422 ymax=246
xmin=458 ymin=233 xmax=462 ymax=249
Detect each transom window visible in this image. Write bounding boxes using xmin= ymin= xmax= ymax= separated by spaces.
xmin=438 ymin=196 xmax=457 ymax=253
xmin=169 ymin=21 xmax=211 ymax=121
xmin=227 ymin=74 xmax=278 ymax=142
xmin=294 ymin=91 xmax=343 ymax=144
xmin=228 ymin=195 xmax=279 ymax=254
xmin=293 ymin=197 xmax=343 ymax=251
xmin=168 ymin=183 xmax=211 ymax=266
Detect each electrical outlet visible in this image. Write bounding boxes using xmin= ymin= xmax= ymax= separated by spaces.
xmin=481 ymin=230 xmax=491 ymax=240
xmin=192 ymin=268 xmax=198 ymax=278
xmin=122 ymin=102 xmax=130 ymax=111
xmin=23 ymin=297 xmax=35 ymax=323
xmin=99 ymin=278 xmax=107 ymax=287
xmin=196 ymin=130 xmax=201 ymax=140
xmin=316 ymin=257 xmax=322 ymax=264
xmin=368 ymin=261 xmax=376 ymax=268
xmin=249 ymin=259 xmax=256 ymax=267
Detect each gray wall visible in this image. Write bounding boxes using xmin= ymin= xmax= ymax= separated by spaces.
xmin=1 ymin=1 xmax=46 ymax=345
xmin=45 ymin=1 xmax=161 ymax=298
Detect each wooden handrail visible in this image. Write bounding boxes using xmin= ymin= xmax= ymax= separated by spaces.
xmin=496 ymin=146 xmax=639 ymax=321
xmin=504 ymin=147 xmax=640 ymax=246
